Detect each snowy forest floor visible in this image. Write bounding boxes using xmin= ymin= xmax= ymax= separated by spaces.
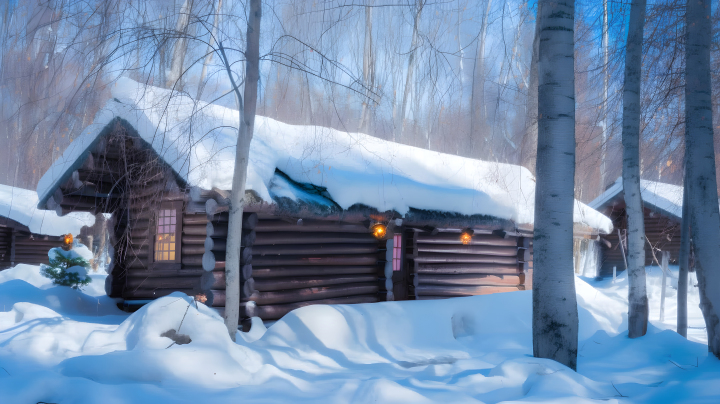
xmin=0 ymin=264 xmax=718 ymax=404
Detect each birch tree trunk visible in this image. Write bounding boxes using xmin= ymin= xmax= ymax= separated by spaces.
xmin=622 ymin=0 xmax=649 ymax=339
xmin=358 ymin=2 xmax=374 ymax=133
xmin=533 ymin=0 xmax=579 ymax=371
xmin=398 ymin=0 xmax=424 ymax=143
xmin=469 ymin=0 xmax=493 ymax=158
xmin=685 ymin=0 xmax=720 ymax=357
xmin=521 ymin=2 xmax=540 ymax=174
xmin=168 ymin=0 xmax=193 ymax=89
xmin=222 ymin=0 xmax=262 ymax=341
xmin=197 ymin=0 xmax=223 ymax=100
xmin=599 ymin=0 xmax=609 ymax=192
xmin=677 ymin=166 xmax=690 ymax=338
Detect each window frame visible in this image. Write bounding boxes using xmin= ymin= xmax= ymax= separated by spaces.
xmin=152 ymin=200 xmax=183 ymax=265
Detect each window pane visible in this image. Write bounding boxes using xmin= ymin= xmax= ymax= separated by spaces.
xmin=169 ymin=243 xmax=175 ymax=251
xmin=169 ymin=224 xmax=175 ymax=233
xmin=169 ymin=252 xmax=175 ymax=261
xmin=171 ymin=216 xmax=176 ymax=224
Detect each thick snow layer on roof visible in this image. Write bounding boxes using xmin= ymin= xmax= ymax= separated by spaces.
xmin=590 ymin=177 xmax=683 ymax=219
xmin=0 ymin=184 xmax=95 ymax=236
xmin=37 ymin=77 xmax=612 ymax=233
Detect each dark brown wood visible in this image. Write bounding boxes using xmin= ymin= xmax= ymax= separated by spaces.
xmin=242 ymin=295 xmax=380 ymax=320
xmin=182 ymin=235 xmax=206 ymax=245
xmin=252 ymin=243 xmax=380 ymax=256
xmin=182 ymin=225 xmax=207 ymax=236
xmin=414 ymin=253 xmax=517 ymax=265
xmin=123 ymin=288 xmax=197 ymax=299
xmin=416 ymin=232 xmax=517 ymax=246
xmin=250 ymin=282 xmax=380 ymax=305
xmin=416 ymin=244 xmax=518 ymax=256
xmin=415 ymin=284 xmax=522 ymax=297
xmin=125 ymin=268 xmax=205 ymax=277
xmin=182 ymin=255 xmax=203 ymax=266
xmin=418 ymin=274 xmax=521 ymax=287
xmin=252 ymin=253 xmax=382 ymax=267
xmin=125 ymin=276 xmax=201 ymax=289
xmin=415 ymin=262 xmax=520 ymax=275
xmin=254 ymin=274 xmax=379 ymax=292
xmin=254 ymin=232 xmax=378 ymax=246
xmin=252 ymin=265 xmax=380 ymax=278
xmin=255 ymin=219 xmax=368 ymax=234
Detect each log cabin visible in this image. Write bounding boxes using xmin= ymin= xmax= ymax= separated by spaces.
xmin=0 ymin=184 xmax=96 ymax=269
xmin=589 ymin=177 xmax=683 ymax=278
xmin=36 ymin=78 xmax=612 ymax=327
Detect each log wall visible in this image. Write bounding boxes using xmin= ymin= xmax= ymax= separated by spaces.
xmin=599 ymin=206 xmax=680 ymax=277
xmin=207 ymin=215 xmax=385 ymax=322
xmin=0 ymin=226 xmax=12 ymax=269
xmin=411 ymin=230 xmax=531 ymax=299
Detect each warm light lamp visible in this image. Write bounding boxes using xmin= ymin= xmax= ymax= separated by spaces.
xmin=460 ymin=229 xmax=474 ymax=245
xmin=370 ymin=223 xmax=387 ymax=239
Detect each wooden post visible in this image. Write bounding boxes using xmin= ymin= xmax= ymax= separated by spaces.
xmin=9 ymin=229 xmax=16 ymax=267
xmin=660 ymin=251 xmax=669 ymax=322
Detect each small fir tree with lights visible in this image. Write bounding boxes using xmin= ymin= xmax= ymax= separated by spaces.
xmin=40 ymin=234 xmax=91 ymax=289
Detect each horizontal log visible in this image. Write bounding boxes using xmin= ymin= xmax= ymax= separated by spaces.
xmin=125 ymin=276 xmax=201 ymax=290
xmin=243 ymin=294 xmax=380 ymax=320
xmin=249 ymin=282 xmax=379 ymax=306
xmin=211 ymin=289 xmax=226 ymax=307
xmin=415 ymin=285 xmax=523 ymax=297
xmin=415 ymin=263 xmax=520 ymax=275
xmin=252 ymin=265 xmax=380 ymax=279
xmin=253 ymin=274 xmax=379 ymax=292
xmin=183 ymin=245 xmax=207 ymax=255
xmin=126 ymin=258 xmax=152 ymax=269
xmin=416 ymin=233 xmax=517 ymax=247
xmin=122 ymin=288 xmax=197 ymax=299
xmin=181 ymin=213 xmax=234 ymax=225
xmin=252 ymin=243 xmax=380 ymax=256
xmin=414 ymin=253 xmax=517 ymax=265
xmin=206 ymin=222 xmax=228 ymax=237
xmin=255 ymin=219 xmax=368 ymax=234
xmin=253 ymin=254 xmax=382 ymax=267
xmin=182 ymin=255 xmax=203 ymax=266
xmin=125 ymin=268 xmax=205 ymax=278
xmin=182 ymin=235 xmax=206 ymax=245
xmin=416 ymin=244 xmax=518 ymax=256
xmin=517 ymin=237 xmax=530 ymax=248
xmin=201 ymin=270 xmax=225 ymax=290
xmin=254 ymin=232 xmax=378 ymax=246
xmin=418 ymin=274 xmax=522 ymax=287
xmin=183 ymin=225 xmax=207 ymax=236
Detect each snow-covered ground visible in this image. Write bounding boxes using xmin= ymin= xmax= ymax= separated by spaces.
xmin=0 ymin=263 xmax=718 ymax=403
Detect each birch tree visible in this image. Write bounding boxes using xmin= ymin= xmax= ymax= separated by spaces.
xmin=684 ymin=0 xmax=720 ymax=357
xmin=398 ymin=0 xmax=424 ymax=142
xmin=198 ymin=0 xmax=223 ymax=100
xmin=621 ymin=0 xmax=649 ymax=339
xmin=358 ymin=1 xmax=374 ymax=133
xmin=532 ymin=0 xmax=578 ymax=370
xmin=220 ymin=0 xmax=262 ymax=340
xmin=677 ymin=165 xmax=690 ymax=338
xmin=470 ymin=0 xmax=493 ymax=158
xmin=168 ymin=0 xmax=194 ymax=89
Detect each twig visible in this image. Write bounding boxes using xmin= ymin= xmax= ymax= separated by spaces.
xmin=612 ymin=382 xmax=628 ymax=398
xmin=1 ymin=366 xmax=10 ymax=376
xmin=668 ymin=359 xmax=687 ymax=370
xmin=166 ymin=302 xmax=192 ymax=349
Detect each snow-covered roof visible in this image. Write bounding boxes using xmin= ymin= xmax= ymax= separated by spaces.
xmin=589 ymin=177 xmax=683 ymax=220
xmin=37 ymin=77 xmax=612 ymax=234
xmin=0 ymin=184 xmax=95 ymax=236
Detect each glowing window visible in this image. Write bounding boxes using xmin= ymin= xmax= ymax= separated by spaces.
xmin=155 ymin=209 xmax=177 ymax=261
xmin=392 ymin=233 xmax=402 ymax=271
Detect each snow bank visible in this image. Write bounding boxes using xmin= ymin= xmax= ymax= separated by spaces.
xmin=0 ymin=261 xmax=717 ymax=403
xmin=37 ymin=78 xmax=612 ymax=233
xmin=0 ymin=184 xmax=95 ymax=236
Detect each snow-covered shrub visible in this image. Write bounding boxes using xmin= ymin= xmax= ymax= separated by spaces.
xmin=40 ymin=246 xmax=92 ymax=289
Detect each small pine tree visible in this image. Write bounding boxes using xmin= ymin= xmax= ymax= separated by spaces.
xmin=41 ymin=248 xmax=92 ymax=289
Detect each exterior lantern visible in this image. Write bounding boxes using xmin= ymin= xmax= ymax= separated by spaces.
xmin=62 ymin=233 xmax=74 ymax=251
xmin=460 ymin=228 xmax=474 ymax=245
xmin=370 ymin=223 xmax=387 ymax=239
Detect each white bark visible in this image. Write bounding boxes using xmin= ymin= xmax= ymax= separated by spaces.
xmin=599 ymin=0 xmax=609 ymax=193
xmin=168 ymin=0 xmax=193 ymax=89
xmin=685 ymin=0 xmax=720 ymax=357
xmin=197 ymin=0 xmax=223 ymax=100
xmin=532 ymin=0 xmax=578 ymax=371
xmin=398 ymin=0 xmax=424 ymax=143
xmin=522 ymin=3 xmax=540 ymax=174
xmin=677 ymin=166 xmax=690 ymax=338
xmin=621 ymin=0 xmax=649 ymax=339
xmin=469 ymin=0 xmax=493 ymax=158
xmin=221 ymin=0 xmax=262 ymax=341
xmin=358 ymin=1 xmax=374 ymax=133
